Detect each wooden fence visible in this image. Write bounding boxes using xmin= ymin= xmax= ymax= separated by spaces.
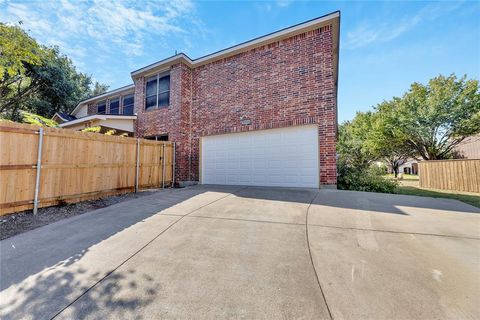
xmin=0 ymin=121 xmax=174 ymax=216
xmin=419 ymin=159 xmax=480 ymax=193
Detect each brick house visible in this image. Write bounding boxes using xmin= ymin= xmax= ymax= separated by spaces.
xmin=56 ymin=11 xmax=340 ymax=188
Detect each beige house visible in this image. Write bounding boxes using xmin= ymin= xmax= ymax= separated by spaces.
xmin=52 ymin=84 xmax=136 ymax=136
xmin=454 ymin=135 xmax=480 ymax=159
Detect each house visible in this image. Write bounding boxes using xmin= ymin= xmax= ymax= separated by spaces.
xmin=57 ymin=11 xmax=340 ymax=188
xmin=399 ymin=159 xmax=419 ymax=175
xmin=454 ymin=134 xmax=480 ymax=159
xmin=53 ymin=84 xmax=136 ymax=136
xmin=386 ymin=158 xmax=419 ymax=175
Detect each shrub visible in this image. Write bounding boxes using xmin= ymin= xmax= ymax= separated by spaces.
xmin=21 ymin=111 xmax=58 ymax=127
xmin=81 ymin=126 xmax=101 ymax=133
xmin=337 ymin=160 xmax=398 ymax=193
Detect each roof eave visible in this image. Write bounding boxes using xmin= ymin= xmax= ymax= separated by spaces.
xmin=130 ymin=11 xmax=340 ymax=79
xmin=52 ymin=112 xmax=68 ymax=122
xmin=71 ymin=84 xmax=135 ymax=115
xmin=58 ymin=114 xmax=137 ymax=127
xmin=130 ymin=53 xmax=193 ymax=78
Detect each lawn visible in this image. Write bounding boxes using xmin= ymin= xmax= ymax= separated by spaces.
xmin=383 ymin=174 xmax=480 ymax=209
xmin=396 ymin=186 xmax=480 ymax=209
xmin=384 ymin=174 xmax=419 ymax=181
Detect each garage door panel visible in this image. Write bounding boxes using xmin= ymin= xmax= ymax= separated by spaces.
xmin=201 ymin=125 xmax=319 ymax=188
xmin=300 ymin=175 xmax=317 ymax=184
xmin=298 ymin=159 xmax=317 ymax=168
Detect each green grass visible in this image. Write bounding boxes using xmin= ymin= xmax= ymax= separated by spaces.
xmin=396 ymin=186 xmax=480 ymax=209
xmin=384 ymin=174 xmax=419 ymax=181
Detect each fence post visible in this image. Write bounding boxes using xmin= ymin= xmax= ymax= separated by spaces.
xmin=162 ymin=143 xmax=166 ymax=188
xmin=172 ymin=142 xmax=176 ymax=187
xmin=135 ymin=138 xmax=140 ymax=193
xmin=33 ymin=127 xmax=44 ymax=215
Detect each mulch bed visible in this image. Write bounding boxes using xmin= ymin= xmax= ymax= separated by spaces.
xmin=0 ymin=190 xmax=158 ymax=240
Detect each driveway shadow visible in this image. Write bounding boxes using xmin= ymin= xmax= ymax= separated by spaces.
xmin=2 ymin=266 xmax=159 ymax=320
xmin=0 ymin=186 xmax=237 ymax=291
xmin=313 ymin=189 xmax=480 ymax=215
xmin=229 ymin=186 xmax=480 ymax=215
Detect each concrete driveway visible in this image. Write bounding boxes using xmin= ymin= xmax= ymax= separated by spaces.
xmin=1 ymin=186 xmax=479 ymax=319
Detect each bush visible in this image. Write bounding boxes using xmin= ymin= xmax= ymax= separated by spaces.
xmin=337 ymin=161 xmax=398 ymax=193
xmin=21 ymin=111 xmax=58 ymax=127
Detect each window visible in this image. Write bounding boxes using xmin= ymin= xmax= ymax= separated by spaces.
xmin=145 ymin=73 xmax=170 ymax=110
xmin=97 ymin=100 xmax=106 ymax=114
xmin=145 ymin=134 xmax=168 ymax=141
xmin=109 ymin=98 xmax=120 ymax=114
xmin=123 ymin=94 xmax=134 ymax=115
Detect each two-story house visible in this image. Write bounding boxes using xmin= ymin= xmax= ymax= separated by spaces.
xmin=55 ymin=11 xmax=340 ymax=188
xmin=53 ymin=84 xmax=137 ymax=136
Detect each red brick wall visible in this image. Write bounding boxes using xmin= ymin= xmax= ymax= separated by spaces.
xmin=134 ymin=65 xmax=193 ymax=181
xmin=87 ymin=103 xmax=96 ymax=115
xmin=135 ymin=25 xmax=337 ymax=186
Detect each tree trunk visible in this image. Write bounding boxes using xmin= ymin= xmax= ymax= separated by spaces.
xmin=392 ymin=161 xmax=400 ymax=178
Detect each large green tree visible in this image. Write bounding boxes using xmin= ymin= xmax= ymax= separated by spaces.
xmin=0 ymin=22 xmax=108 ymax=121
xmin=369 ymin=100 xmax=415 ymax=177
xmin=0 ymin=22 xmax=42 ymax=118
xmin=337 ymin=111 xmax=378 ymax=170
xmin=379 ymin=75 xmax=480 ymax=160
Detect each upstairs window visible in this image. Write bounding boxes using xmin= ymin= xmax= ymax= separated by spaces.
xmin=97 ymin=100 xmax=106 ymax=114
xmin=123 ymin=94 xmax=134 ymax=115
xmin=145 ymin=73 xmax=170 ymax=110
xmin=109 ymin=98 xmax=120 ymax=114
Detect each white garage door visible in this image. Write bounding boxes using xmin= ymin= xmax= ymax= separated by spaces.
xmin=201 ymin=125 xmax=319 ymax=188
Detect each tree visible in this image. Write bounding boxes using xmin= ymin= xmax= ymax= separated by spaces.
xmin=369 ymin=101 xmax=415 ymax=177
xmin=380 ymin=75 xmax=480 ymax=160
xmin=0 ymin=22 xmax=41 ymax=79
xmin=0 ymin=22 xmax=42 ymax=118
xmin=0 ymin=22 xmax=109 ymax=121
xmin=337 ymin=112 xmax=398 ymax=193
xmin=90 ymin=82 xmax=109 ymax=97
xmin=337 ymin=111 xmax=379 ymax=170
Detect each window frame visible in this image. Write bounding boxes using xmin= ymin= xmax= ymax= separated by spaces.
xmin=108 ymin=97 xmax=120 ymax=115
xmin=145 ymin=134 xmax=169 ymax=141
xmin=97 ymin=100 xmax=106 ymax=114
xmin=145 ymin=72 xmax=170 ymax=111
xmin=122 ymin=94 xmax=135 ymax=115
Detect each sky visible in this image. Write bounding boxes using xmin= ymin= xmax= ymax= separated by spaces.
xmin=1 ymin=0 xmax=479 ymax=123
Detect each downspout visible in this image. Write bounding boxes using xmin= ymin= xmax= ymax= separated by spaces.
xmin=188 ymin=67 xmax=193 ymax=181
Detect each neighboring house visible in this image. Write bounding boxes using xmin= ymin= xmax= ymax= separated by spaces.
xmin=53 ymin=84 xmax=136 ymax=136
xmin=52 ymin=112 xmax=76 ymax=123
xmin=56 ymin=11 xmax=340 ymax=188
xmin=454 ymin=134 xmax=480 ymax=159
xmin=386 ymin=158 xmax=419 ymax=175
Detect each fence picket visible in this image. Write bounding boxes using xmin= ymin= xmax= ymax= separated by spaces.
xmin=418 ymin=159 xmax=480 ymax=193
xmin=0 ymin=121 xmax=174 ymax=215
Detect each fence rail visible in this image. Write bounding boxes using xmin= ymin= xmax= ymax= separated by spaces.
xmin=0 ymin=121 xmax=174 ymax=216
xmin=418 ymin=159 xmax=480 ymax=193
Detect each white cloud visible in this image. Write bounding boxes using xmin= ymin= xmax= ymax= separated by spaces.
xmin=276 ymin=0 xmax=292 ymax=7
xmin=0 ymin=0 xmax=198 ymax=60
xmin=344 ymin=2 xmax=464 ymax=49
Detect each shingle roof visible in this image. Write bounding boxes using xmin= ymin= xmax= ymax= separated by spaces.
xmin=55 ymin=112 xmax=77 ymax=121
